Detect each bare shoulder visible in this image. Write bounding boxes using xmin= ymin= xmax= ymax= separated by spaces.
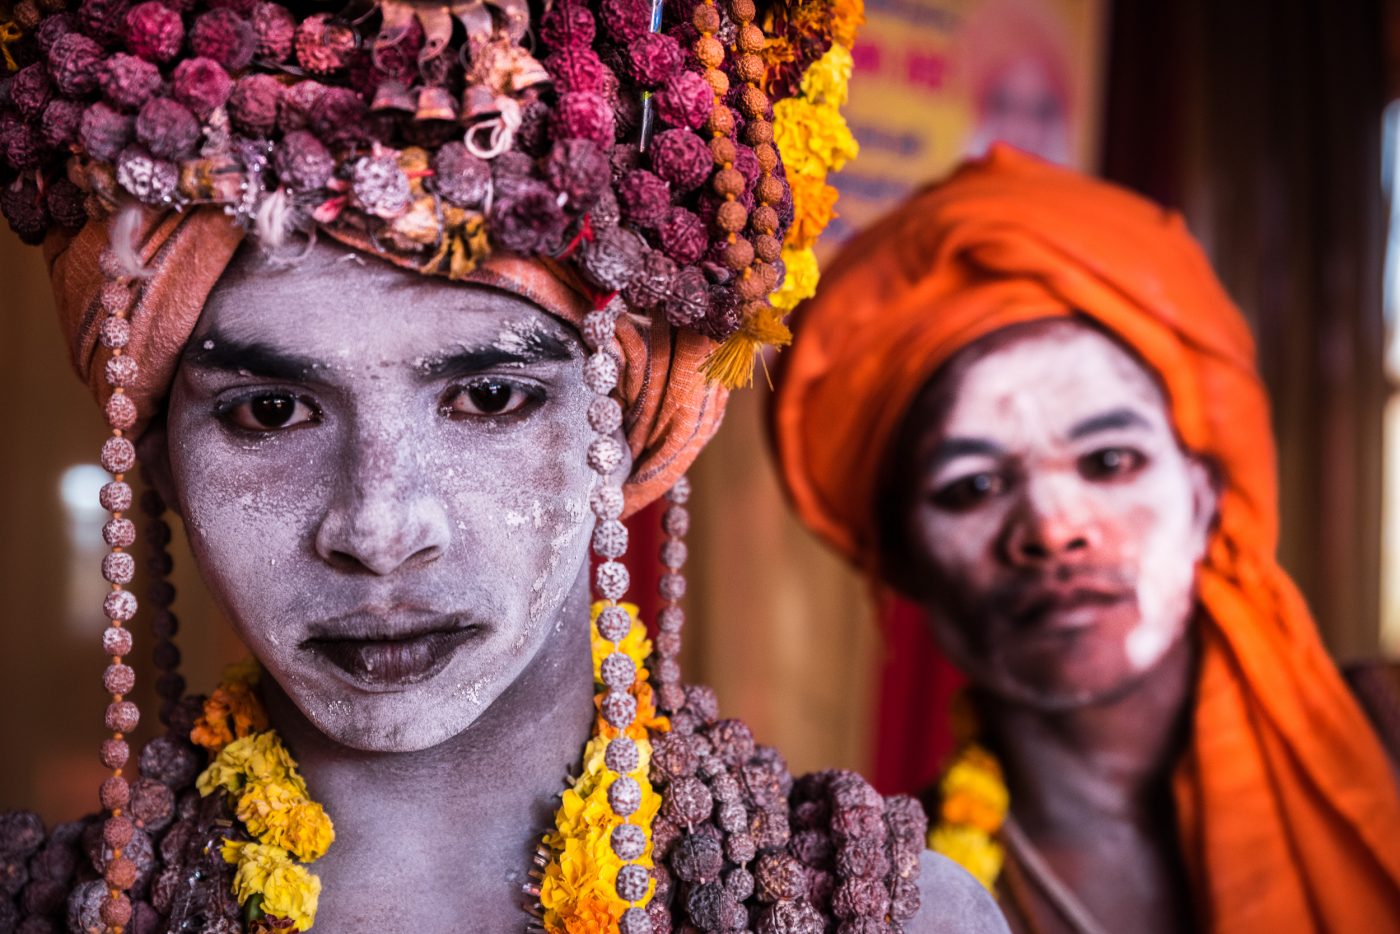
xmin=905 ymin=849 xmax=1011 ymax=934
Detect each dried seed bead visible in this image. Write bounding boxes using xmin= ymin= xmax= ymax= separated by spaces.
xmin=662 ymin=775 xmax=712 ymax=826
xmin=581 ymin=308 xmax=619 ymax=349
xmin=102 ymin=626 xmax=133 ymax=657
xmin=587 ymin=395 xmax=624 ymax=434
xmin=685 ymin=882 xmax=737 ymax=930
xmin=836 ymin=838 xmax=890 ymax=879
xmin=755 ymin=233 xmax=783 ymax=264
xmin=726 ymin=865 xmax=755 ymax=901
xmin=725 ymin=829 xmax=757 ymax=864
xmin=99 ymin=738 xmax=129 ymax=769
xmin=890 ymin=877 xmax=920 ymax=920
xmin=653 ymin=656 xmax=681 ymax=685
xmin=608 ymin=775 xmax=642 ymax=816
xmin=658 ymin=573 xmax=686 ymax=601
xmin=100 ymin=776 xmax=130 ymax=810
xmin=717 ymin=199 xmax=748 ymax=232
xmin=104 ymin=589 xmax=137 ymax=622
xmin=707 ymin=105 xmax=735 ymax=136
xmin=99 ymin=480 xmax=133 ymax=513
xmin=666 ymin=476 xmax=691 ymax=504
xmin=105 ymin=393 xmax=138 ymax=431
xmin=601 ymin=689 xmax=638 ymax=729
xmin=102 ymin=816 xmax=133 ymax=849
xmin=129 ymin=778 xmax=174 ymax=830
xmin=151 ymin=611 xmax=177 ymax=640
xmin=655 ymin=631 xmax=682 ymax=657
xmin=102 ymin=552 xmax=135 ymax=584
xmin=600 ymin=651 xmax=637 ymax=690
xmin=592 ymin=520 xmax=629 ymax=560
xmin=650 ymin=733 xmax=698 ymax=782
xmin=657 ymin=606 xmax=684 ymax=632
xmin=671 ymin=831 xmax=723 ymax=883
xmin=618 ymin=906 xmax=652 ymax=934
xmin=615 ymin=862 xmax=650 ymax=902
xmin=590 ymin=485 xmax=626 ymax=521
xmin=716 ymin=799 xmax=747 ymax=833
xmin=587 ymin=436 xmax=626 ymax=475
xmin=105 ymin=355 xmax=140 ymax=388
xmin=104 ymin=701 xmax=139 ymax=733
xmin=713 ymin=167 xmax=745 ymax=199
xmin=756 ymin=174 xmax=785 ymax=204
xmin=663 ymin=506 xmax=690 ymax=537
xmin=708 ymin=719 xmax=755 ymax=765
xmin=611 ymin=822 xmax=647 ymax=860
xmin=100 ymin=892 xmax=132 ymax=927
xmin=695 ymin=35 xmax=723 ymax=68
xmin=730 ymin=0 xmax=756 ymax=19
xmin=704 ymin=66 xmax=729 ymax=96
xmin=582 ymin=351 xmax=619 ymax=394
xmin=737 ymin=23 xmax=765 ymax=51
xmin=832 ymin=877 xmax=889 ymax=920
xmin=99 ymin=316 xmax=130 ymax=349
xmin=657 ymin=683 xmax=686 ymax=712
xmin=138 ymin=736 xmax=199 ymax=787
xmin=104 ymin=854 xmax=137 ymax=889
xmin=692 ymin=4 xmax=720 ymax=32
xmin=684 ymin=684 xmax=720 ymax=722
xmin=605 ymin=735 xmax=640 ymax=774
xmin=738 ymin=85 xmax=768 ymax=118
xmin=709 ymin=137 xmax=737 ymax=170
xmin=596 ymin=604 xmax=633 ymax=642
xmin=103 ymin=663 xmax=135 ymax=695
xmin=596 ymin=560 xmax=630 ymax=601
xmin=734 ymin=52 xmax=764 ymax=84
xmin=756 ymin=852 xmax=807 ymax=902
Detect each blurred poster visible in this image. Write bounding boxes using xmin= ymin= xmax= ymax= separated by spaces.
xmin=826 ymin=0 xmax=1107 ymax=250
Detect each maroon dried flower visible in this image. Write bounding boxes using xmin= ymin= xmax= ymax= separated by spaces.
xmin=190 ymin=9 xmax=256 ymax=72
xmin=48 ymin=31 xmax=104 ymax=96
xmin=35 ymin=13 xmax=76 ymax=54
xmin=599 ymin=0 xmax=649 ymax=44
xmin=539 ymin=3 xmax=595 ymax=51
xmin=100 ymin=53 xmax=162 ymax=110
xmin=656 ymin=71 xmax=711 ymax=131
xmin=79 ymin=0 xmax=131 ymax=45
xmin=171 ymin=57 xmax=232 ymax=117
xmin=349 ymin=152 xmax=410 ymax=218
xmin=544 ymin=137 xmax=607 ymax=209
xmin=273 ymin=129 xmax=332 ymax=190
xmin=250 ymin=0 xmax=295 ymax=61
xmin=629 ymin=32 xmax=683 ymax=87
xmin=228 ymin=73 xmax=282 ymax=136
xmin=649 ymin=128 xmax=710 ymax=193
xmin=79 ymin=101 xmax=133 ymax=161
xmin=307 ymin=86 xmax=367 ymax=147
xmin=431 ymin=141 xmax=488 ymax=208
xmin=1 ymin=175 xmax=48 ymax=244
xmin=544 ymin=47 xmax=606 ymax=95
xmin=136 ymin=97 xmax=198 ymax=159
xmin=295 ymin=13 xmax=355 ymax=75
xmin=552 ymin=91 xmax=614 ymax=148
xmin=123 ymin=1 xmax=183 ymax=62
xmin=657 ymin=206 xmax=706 ymax=265
xmin=490 ymin=179 xmax=568 ymax=255
xmin=617 ymin=168 xmax=669 ymax=229
xmin=276 ymin=78 xmax=324 ymax=132
xmin=115 ymin=144 xmax=176 ymax=204
xmin=41 ymin=98 xmax=85 ymax=148
xmin=10 ymin=64 xmax=51 ymax=120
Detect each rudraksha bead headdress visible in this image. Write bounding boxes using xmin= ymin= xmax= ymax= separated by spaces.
xmin=0 ymin=0 xmax=873 ymax=927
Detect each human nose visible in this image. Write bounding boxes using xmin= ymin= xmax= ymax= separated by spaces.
xmin=1000 ymin=475 xmax=1098 ymax=567
xmin=314 ymin=422 xmax=451 ymax=576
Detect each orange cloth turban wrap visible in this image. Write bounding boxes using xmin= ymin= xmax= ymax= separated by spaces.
xmin=771 ymin=145 xmax=1400 ymax=930
xmin=45 ymin=207 xmax=724 ymax=517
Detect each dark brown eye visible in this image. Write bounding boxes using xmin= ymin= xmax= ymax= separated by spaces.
xmin=224 ymin=393 xmax=318 ymax=431
xmin=930 ymin=472 xmax=1007 ymax=512
xmin=443 ymin=380 xmax=537 ymax=418
xmin=1078 ymin=447 xmax=1147 ymax=480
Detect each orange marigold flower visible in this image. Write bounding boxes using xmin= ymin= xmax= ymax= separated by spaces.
xmin=191 ymin=679 xmax=269 ymax=753
xmin=786 ymin=172 xmax=839 ymax=250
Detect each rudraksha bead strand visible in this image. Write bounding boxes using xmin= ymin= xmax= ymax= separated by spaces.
xmin=653 ymin=476 xmax=689 ymax=714
xmin=138 ymin=480 xmax=185 ymax=729
xmin=95 ymin=250 xmax=142 ymax=934
xmin=582 ymin=297 xmax=654 ymax=934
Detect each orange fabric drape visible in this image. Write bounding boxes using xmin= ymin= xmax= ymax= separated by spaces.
xmin=771 ymin=145 xmax=1400 ymax=930
xmin=44 ymin=207 xmax=725 ymax=516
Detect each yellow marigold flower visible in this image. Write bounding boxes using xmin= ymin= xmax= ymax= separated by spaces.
xmin=198 ymin=732 xmax=307 ymax=799
xmin=771 ymin=246 xmax=820 ymax=312
xmin=940 ymin=790 xmax=1005 ymax=834
xmin=773 ymin=97 xmax=859 ymax=178
xmin=801 ymin=44 xmax=854 ymax=108
xmin=785 ymin=172 xmax=840 ymax=251
xmin=237 ymin=782 xmax=335 ymax=862
xmin=940 ymin=744 xmax=1009 ymax=823
xmin=223 ymin=657 xmax=263 ymax=685
xmin=223 ymin=842 xmax=322 ymax=931
xmin=559 ymin=894 xmax=622 ymax=934
xmin=927 ymin=823 xmax=1004 ymax=892
xmin=832 ymin=0 xmax=865 ymax=48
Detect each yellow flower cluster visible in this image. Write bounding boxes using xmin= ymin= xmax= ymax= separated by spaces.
xmin=771 ymin=34 xmax=862 ymax=313
xmin=538 ymin=603 xmax=667 ymax=934
xmin=194 ymin=663 xmax=333 ymax=931
xmin=926 ymin=742 xmax=1009 ymax=891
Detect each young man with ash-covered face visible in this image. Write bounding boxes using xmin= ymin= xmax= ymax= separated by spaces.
xmin=772 ymin=147 xmax=1400 ymax=934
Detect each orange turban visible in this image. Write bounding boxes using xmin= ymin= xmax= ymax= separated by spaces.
xmin=45 ymin=207 xmax=724 ymax=516
xmin=772 ymin=145 xmax=1400 ymax=929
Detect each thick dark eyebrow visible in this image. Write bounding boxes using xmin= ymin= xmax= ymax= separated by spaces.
xmin=417 ymin=331 xmax=575 ymax=381
xmin=928 ymin=437 xmax=1005 ymax=471
xmin=183 ymin=332 xmax=320 ymax=381
xmin=1067 ymin=407 xmax=1153 ymax=441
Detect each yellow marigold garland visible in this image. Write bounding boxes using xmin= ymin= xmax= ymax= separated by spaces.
xmin=538 ymin=602 xmax=667 ymax=934
xmin=926 ymin=695 xmax=1009 ymax=891
xmin=770 ymin=28 xmax=861 ymax=313
xmin=193 ymin=662 xmax=333 ymax=931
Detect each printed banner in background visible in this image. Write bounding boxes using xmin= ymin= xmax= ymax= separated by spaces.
xmin=826 ymin=0 xmax=1108 ymax=254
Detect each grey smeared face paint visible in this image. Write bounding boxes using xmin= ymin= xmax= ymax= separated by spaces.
xmin=892 ymin=320 xmax=1218 ymax=710
xmin=156 ymin=243 xmax=599 ymax=752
